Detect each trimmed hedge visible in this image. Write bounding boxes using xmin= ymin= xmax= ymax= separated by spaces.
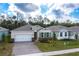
xmin=59 ymin=39 xmax=76 ymax=41
xmin=39 ymin=38 xmax=52 ymax=43
xmin=39 ymin=38 xmax=49 ymax=43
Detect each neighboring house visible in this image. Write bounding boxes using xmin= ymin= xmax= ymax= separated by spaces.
xmin=11 ymin=24 xmax=43 ymax=42
xmin=0 ymin=27 xmax=9 ymax=41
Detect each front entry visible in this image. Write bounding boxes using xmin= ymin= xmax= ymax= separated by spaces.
xmin=75 ymin=34 xmax=78 ymax=39
xmin=33 ymin=32 xmax=37 ymax=41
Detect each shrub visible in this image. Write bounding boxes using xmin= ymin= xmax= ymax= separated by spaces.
xmin=32 ymin=38 xmax=35 ymax=42
xmin=49 ymin=38 xmax=53 ymax=40
xmin=10 ymin=38 xmax=14 ymax=43
xmin=2 ymin=34 xmax=11 ymax=43
xmin=53 ymin=32 xmax=57 ymax=40
xmin=39 ymin=38 xmax=53 ymax=43
xmin=39 ymin=38 xmax=49 ymax=43
xmin=2 ymin=34 xmax=5 ymax=42
xmin=59 ymin=39 xmax=75 ymax=41
xmin=4 ymin=34 xmax=11 ymax=43
xmin=48 ymin=38 xmax=53 ymax=43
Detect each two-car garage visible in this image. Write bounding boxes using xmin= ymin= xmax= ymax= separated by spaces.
xmin=14 ymin=34 xmax=33 ymax=42
xmin=11 ymin=31 xmax=34 ymax=42
xmin=11 ymin=24 xmax=34 ymax=42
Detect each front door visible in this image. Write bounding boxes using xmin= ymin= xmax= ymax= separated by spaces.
xmin=75 ymin=34 xmax=78 ymax=39
xmin=34 ymin=32 xmax=37 ymax=41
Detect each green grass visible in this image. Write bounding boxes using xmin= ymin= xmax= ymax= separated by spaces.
xmin=36 ymin=40 xmax=79 ymax=52
xmin=56 ymin=52 xmax=79 ymax=56
xmin=0 ymin=43 xmax=13 ymax=56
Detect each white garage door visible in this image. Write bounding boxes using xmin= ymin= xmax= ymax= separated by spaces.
xmin=14 ymin=34 xmax=32 ymax=42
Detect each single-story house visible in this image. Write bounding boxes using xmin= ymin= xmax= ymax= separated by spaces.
xmin=11 ymin=24 xmax=43 ymax=42
xmin=38 ymin=25 xmax=70 ymax=40
xmin=38 ymin=25 xmax=79 ymax=40
xmin=11 ymin=24 xmax=79 ymax=42
xmin=0 ymin=27 xmax=9 ymax=41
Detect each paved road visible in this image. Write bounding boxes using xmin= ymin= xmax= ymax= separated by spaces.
xmin=12 ymin=42 xmax=41 ymax=56
xmin=21 ymin=48 xmax=79 ymax=56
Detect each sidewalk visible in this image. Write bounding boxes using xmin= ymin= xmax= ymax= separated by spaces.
xmin=21 ymin=48 xmax=79 ymax=56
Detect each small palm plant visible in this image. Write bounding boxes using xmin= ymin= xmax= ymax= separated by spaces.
xmin=52 ymin=32 xmax=57 ymax=47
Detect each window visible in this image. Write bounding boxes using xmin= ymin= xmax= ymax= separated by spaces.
xmin=45 ymin=32 xmax=49 ymax=38
xmin=46 ymin=32 xmax=49 ymax=37
xmin=40 ymin=32 xmax=43 ymax=38
xmin=40 ymin=32 xmax=51 ymax=38
xmin=41 ymin=33 xmax=43 ymax=38
xmin=68 ymin=31 xmax=72 ymax=36
xmin=60 ymin=32 xmax=63 ymax=37
xmin=65 ymin=32 xmax=67 ymax=36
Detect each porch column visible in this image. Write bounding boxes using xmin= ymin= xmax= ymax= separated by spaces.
xmin=43 ymin=32 xmax=45 ymax=38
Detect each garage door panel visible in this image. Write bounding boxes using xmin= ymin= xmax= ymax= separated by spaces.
xmin=15 ymin=35 xmax=32 ymax=42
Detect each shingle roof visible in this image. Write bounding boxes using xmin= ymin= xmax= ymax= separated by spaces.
xmin=32 ymin=25 xmax=43 ymax=31
xmin=69 ymin=26 xmax=79 ymax=32
xmin=12 ymin=24 xmax=79 ymax=32
xmin=47 ymin=25 xmax=69 ymax=31
xmin=12 ymin=24 xmax=33 ymax=31
xmin=0 ymin=27 xmax=9 ymax=31
xmin=12 ymin=24 xmax=43 ymax=31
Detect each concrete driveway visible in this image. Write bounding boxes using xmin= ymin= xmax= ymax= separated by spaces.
xmin=12 ymin=42 xmax=41 ymax=56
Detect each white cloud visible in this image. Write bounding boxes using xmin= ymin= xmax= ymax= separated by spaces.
xmin=30 ymin=11 xmax=41 ymax=17
xmin=8 ymin=3 xmax=15 ymax=12
xmin=8 ymin=3 xmax=17 ymax=16
xmin=25 ymin=3 xmax=79 ymax=23
xmin=8 ymin=3 xmax=27 ymax=17
xmin=1 ymin=13 xmax=8 ymax=18
xmin=0 ymin=2 xmax=79 ymax=23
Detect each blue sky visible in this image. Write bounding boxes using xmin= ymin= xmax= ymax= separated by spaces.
xmin=70 ymin=7 xmax=79 ymax=19
xmin=0 ymin=3 xmax=79 ymax=22
xmin=0 ymin=3 xmax=9 ymax=14
xmin=40 ymin=4 xmax=49 ymax=14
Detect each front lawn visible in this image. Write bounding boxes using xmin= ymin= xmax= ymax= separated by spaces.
xmin=36 ymin=40 xmax=79 ymax=52
xmin=56 ymin=52 xmax=79 ymax=56
xmin=0 ymin=43 xmax=13 ymax=56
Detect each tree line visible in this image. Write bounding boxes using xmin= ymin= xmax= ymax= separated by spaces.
xmin=28 ymin=15 xmax=79 ymax=27
xmin=0 ymin=14 xmax=79 ymax=30
xmin=0 ymin=15 xmax=27 ymax=30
